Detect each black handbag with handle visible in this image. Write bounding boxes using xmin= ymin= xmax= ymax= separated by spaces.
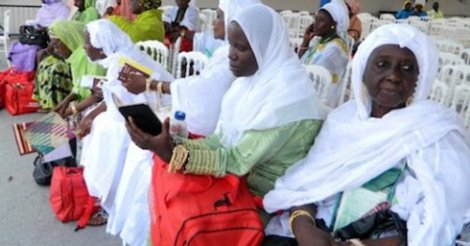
xmin=19 ymin=25 xmax=49 ymax=48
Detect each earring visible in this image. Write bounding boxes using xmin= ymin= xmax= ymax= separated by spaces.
xmin=406 ymin=97 xmax=413 ymax=106
xmin=331 ymin=25 xmax=335 ymax=29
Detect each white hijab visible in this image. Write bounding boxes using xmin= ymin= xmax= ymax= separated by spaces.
xmin=216 ymin=4 xmax=326 ymax=147
xmin=320 ymin=0 xmax=350 ymax=35
xmin=264 ymin=24 xmax=470 ymax=245
xmin=86 ymin=19 xmax=174 ymax=111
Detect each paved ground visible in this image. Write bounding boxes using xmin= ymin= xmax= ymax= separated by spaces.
xmin=0 ymin=109 xmax=121 ymax=246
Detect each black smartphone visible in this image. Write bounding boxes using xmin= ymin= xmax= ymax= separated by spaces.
xmin=119 ymin=104 xmax=162 ymax=136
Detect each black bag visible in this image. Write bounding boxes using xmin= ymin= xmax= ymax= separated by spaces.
xmin=33 ymin=154 xmax=76 ymax=186
xmin=19 ymin=25 xmax=49 ymax=48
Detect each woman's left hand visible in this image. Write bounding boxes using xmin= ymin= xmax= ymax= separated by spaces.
xmin=125 ymin=117 xmax=174 ymax=162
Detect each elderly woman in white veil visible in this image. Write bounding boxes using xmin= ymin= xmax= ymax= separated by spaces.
xmin=263 ymin=24 xmax=470 ymax=246
xmin=78 ymin=19 xmax=173 ymax=226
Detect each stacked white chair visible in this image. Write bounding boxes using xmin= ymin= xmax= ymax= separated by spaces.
xmin=200 ymin=8 xmax=216 ymax=30
xmin=303 ymin=64 xmax=332 ymax=105
xmin=282 ymin=13 xmax=302 ymax=38
xmin=337 ymin=62 xmax=353 ymax=105
xmin=0 ymin=9 xmax=11 ymax=67
xmin=429 ymin=79 xmax=450 ymax=105
xmin=299 ymin=11 xmax=310 ymax=16
xmin=137 ymin=40 xmax=170 ymax=71
xmin=409 ymin=20 xmax=429 ymax=34
xmin=298 ymin=15 xmax=314 ymax=38
xmin=379 ymin=13 xmax=396 ymax=22
xmin=439 ymin=64 xmax=470 ymax=105
xmin=176 ymin=51 xmax=209 ymax=79
xmin=357 ymin=13 xmax=377 ymax=40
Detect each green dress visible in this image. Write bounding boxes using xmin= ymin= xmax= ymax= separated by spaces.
xmin=109 ymin=9 xmax=165 ymax=43
xmin=181 ymin=119 xmax=323 ymax=197
xmin=33 ymin=56 xmax=73 ymax=109
xmin=72 ymin=0 xmax=100 ymax=24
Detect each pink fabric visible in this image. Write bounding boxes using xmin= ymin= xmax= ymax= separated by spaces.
xmin=8 ymin=42 xmax=41 ymax=72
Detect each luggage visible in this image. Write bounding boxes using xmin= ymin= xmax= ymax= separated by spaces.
xmin=150 ymin=155 xmax=264 ymax=246
xmin=0 ymin=68 xmax=39 ymax=115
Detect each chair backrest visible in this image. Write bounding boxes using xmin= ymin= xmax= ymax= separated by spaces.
xmin=3 ymin=9 xmax=11 ymax=37
xmin=438 ymin=52 xmax=465 ymax=72
xmin=379 ymin=13 xmax=395 ymax=22
xmin=338 ymin=61 xmax=353 ymax=105
xmin=176 ymin=51 xmax=209 ymax=79
xmin=303 ymin=64 xmax=332 ymax=104
xmin=357 ymin=14 xmax=377 ymax=40
xmin=298 ymin=15 xmax=313 ymax=38
xmin=136 ymin=40 xmax=170 ymax=71
xmin=409 ymin=20 xmax=429 ymax=34
xmin=169 ymin=37 xmax=183 ymax=77
xmin=450 ymin=84 xmax=470 ymax=125
xmin=433 ymin=39 xmax=464 ymax=55
xmin=438 ymin=64 xmax=470 ymax=105
xmin=429 ymin=79 xmax=449 ymax=106
xmin=298 ymin=11 xmax=310 ymax=16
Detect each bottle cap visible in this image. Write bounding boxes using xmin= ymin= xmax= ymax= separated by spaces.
xmin=174 ymin=111 xmax=186 ymax=120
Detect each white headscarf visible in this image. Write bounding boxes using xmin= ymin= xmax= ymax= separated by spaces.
xmin=216 ymin=4 xmax=326 ymax=147
xmin=264 ymin=24 xmax=470 ymax=245
xmin=320 ymin=0 xmax=350 ymax=35
xmin=85 ymin=19 xmax=174 ymax=112
xmin=220 ymin=0 xmax=261 ymax=41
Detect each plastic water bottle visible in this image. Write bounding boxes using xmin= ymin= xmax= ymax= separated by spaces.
xmin=169 ymin=111 xmax=188 ymax=139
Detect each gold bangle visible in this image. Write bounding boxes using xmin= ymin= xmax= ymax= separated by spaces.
xmin=288 ymin=210 xmax=315 ymax=233
xmin=145 ymin=78 xmax=153 ymax=92
xmin=70 ymin=102 xmax=78 ymax=115
xmin=347 ymin=239 xmax=366 ymax=246
xmin=168 ymin=145 xmax=189 ymax=173
xmin=157 ymin=81 xmax=164 ymax=94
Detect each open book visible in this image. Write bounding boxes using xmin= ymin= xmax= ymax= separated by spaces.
xmin=112 ymin=93 xmax=162 ymax=136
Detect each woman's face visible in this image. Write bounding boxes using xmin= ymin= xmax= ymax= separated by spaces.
xmin=83 ymin=31 xmax=106 ymax=61
xmin=175 ymin=0 xmax=189 ymax=8
xmin=74 ymin=0 xmax=85 ymax=11
xmin=130 ymin=0 xmax=143 ymax=14
xmin=228 ymin=22 xmax=258 ymax=77
xmin=363 ymin=44 xmax=419 ymax=112
xmin=313 ymin=10 xmax=336 ymax=37
xmin=51 ymin=37 xmax=72 ymax=59
xmin=213 ymin=8 xmax=225 ymax=40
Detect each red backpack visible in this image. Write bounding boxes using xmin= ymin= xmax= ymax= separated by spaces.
xmin=49 ymin=166 xmax=98 ymax=230
xmin=150 ymin=155 xmax=264 ymax=246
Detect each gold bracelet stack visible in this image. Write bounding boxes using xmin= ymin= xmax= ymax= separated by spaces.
xmin=70 ymin=102 xmax=78 ymax=115
xmin=168 ymin=145 xmax=189 ymax=173
xmin=288 ymin=209 xmax=315 ymax=233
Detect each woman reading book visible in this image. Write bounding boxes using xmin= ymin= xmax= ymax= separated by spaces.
xmin=125 ymin=4 xmax=326 ymax=203
xmin=77 ymin=19 xmax=173 ymax=245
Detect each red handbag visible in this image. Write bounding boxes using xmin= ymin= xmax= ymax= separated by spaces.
xmin=150 ymin=155 xmax=264 ymax=246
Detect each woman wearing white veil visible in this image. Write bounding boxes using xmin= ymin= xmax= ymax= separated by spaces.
xmin=263 ymin=24 xmax=470 ymax=245
xmin=78 ymin=18 xmax=173 ymax=229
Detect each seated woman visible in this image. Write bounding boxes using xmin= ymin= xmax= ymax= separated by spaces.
xmin=126 ymin=4 xmax=326 ymax=201
xmin=72 ymin=0 xmax=101 ymax=24
xmin=109 ymin=0 xmax=164 ymax=43
xmin=120 ymin=0 xmax=261 ymax=136
xmin=48 ymin=20 xmax=106 ymax=118
xmin=346 ymin=0 xmax=361 ymax=42
xmin=298 ymin=0 xmax=349 ymax=108
xmin=8 ymin=0 xmax=70 ymax=72
xmin=163 ymin=0 xmax=199 ymax=51
xmin=77 ymin=19 xmax=173 ymax=245
xmin=412 ymin=3 xmax=428 ymax=17
xmin=396 ymin=1 xmax=413 ymax=20
xmin=263 ymin=24 xmax=470 ymax=245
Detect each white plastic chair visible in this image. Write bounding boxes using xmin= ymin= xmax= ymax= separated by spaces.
xmin=298 ymin=11 xmax=310 ymax=16
xmin=298 ymin=15 xmax=314 ymax=38
xmin=438 ymin=64 xmax=470 ymax=105
xmin=450 ymin=84 xmax=470 ymax=126
xmin=379 ymin=13 xmax=396 ymax=22
xmin=176 ymin=51 xmax=209 ymax=79
xmin=338 ymin=62 xmax=353 ymax=105
xmin=410 ymin=20 xmax=429 ymax=34
xmin=200 ymin=9 xmax=216 ymax=30
xmin=429 ymin=79 xmax=449 ymax=105
xmin=303 ymin=64 xmax=332 ymax=105
xmin=438 ymin=52 xmax=465 ymax=72
xmin=136 ymin=40 xmax=170 ymax=71
xmin=282 ymin=13 xmax=302 ymax=39
xmin=0 ymin=9 xmax=11 ymax=67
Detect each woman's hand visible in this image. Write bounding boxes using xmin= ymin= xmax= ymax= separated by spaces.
xmin=302 ymin=23 xmax=315 ymax=47
xmin=119 ymin=70 xmax=147 ymax=94
xmin=77 ymin=115 xmax=94 ymax=138
xmin=125 ymin=117 xmax=174 ymax=162
xmin=54 ymin=100 xmax=70 ymax=118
